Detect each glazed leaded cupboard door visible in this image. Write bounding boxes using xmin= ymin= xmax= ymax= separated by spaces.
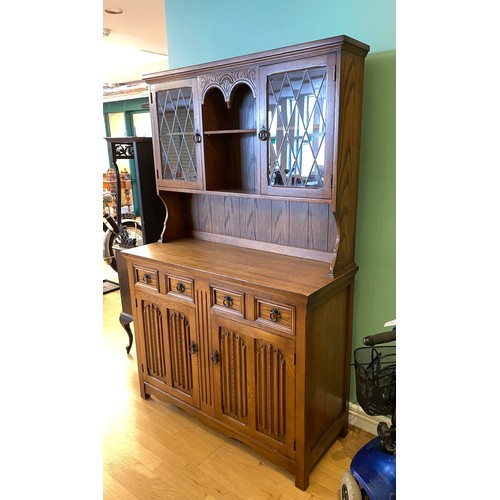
xmin=259 ymin=54 xmax=336 ymax=199
xmin=150 ymin=78 xmax=204 ymax=190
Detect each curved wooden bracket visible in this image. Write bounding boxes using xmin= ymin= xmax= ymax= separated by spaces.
xmin=327 ymin=211 xmax=340 ymax=277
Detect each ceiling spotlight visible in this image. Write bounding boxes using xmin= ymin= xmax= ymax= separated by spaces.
xmin=105 ymin=8 xmax=123 ymax=14
xmin=103 ymin=28 xmax=111 ymax=37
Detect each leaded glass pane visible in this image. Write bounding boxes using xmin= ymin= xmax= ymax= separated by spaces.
xmin=156 ymin=87 xmax=198 ymax=181
xmin=267 ymin=67 xmax=327 ymax=188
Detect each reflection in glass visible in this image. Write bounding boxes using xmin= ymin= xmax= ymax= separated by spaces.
xmin=267 ymin=67 xmax=327 ymax=188
xmin=156 ymin=87 xmax=198 ymax=181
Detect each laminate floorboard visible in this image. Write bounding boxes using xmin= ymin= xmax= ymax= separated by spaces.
xmin=102 ymin=275 xmax=373 ymax=500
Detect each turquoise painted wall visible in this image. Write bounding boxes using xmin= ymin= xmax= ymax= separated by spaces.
xmin=165 ymin=0 xmax=395 ymax=69
xmin=164 ymin=0 xmax=396 ymax=404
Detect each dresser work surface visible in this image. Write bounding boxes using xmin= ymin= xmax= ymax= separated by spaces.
xmin=123 ymin=238 xmax=351 ymax=298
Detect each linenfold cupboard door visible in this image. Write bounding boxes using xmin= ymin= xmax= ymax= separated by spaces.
xmin=211 ymin=315 xmax=296 ymax=459
xmin=134 ymin=289 xmax=201 ymax=408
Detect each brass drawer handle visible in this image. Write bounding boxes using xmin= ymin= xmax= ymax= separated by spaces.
xmin=269 ymin=308 xmax=281 ymax=322
xmin=142 ymin=273 xmax=151 ymax=284
xmin=222 ymin=295 xmax=233 ymax=308
xmin=211 ymin=351 xmax=220 ymax=364
xmin=176 ymin=282 xmax=186 ymax=293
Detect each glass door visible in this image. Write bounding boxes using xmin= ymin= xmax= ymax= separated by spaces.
xmin=151 ymin=79 xmax=204 ymax=190
xmin=259 ymin=55 xmax=336 ymax=200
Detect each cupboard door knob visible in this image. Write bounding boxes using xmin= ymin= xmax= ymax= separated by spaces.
xmin=193 ymin=132 xmax=202 ymax=143
xmin=269 ymin=308 xmax=281 ymax=322
xmin=222 ymin=295 xmax=233 ymax=308
xmin=258 ymin=127 xmax=269 ymax=141
xmin=142 ymin=273 xmax=151 ymax=284
xmin=189 ymin=342 xmax=198 ymax=355
xmin=211 ymin=351 xmax=220 ymax=364
xmin=176 ymin=282 xmax=185 ymax=293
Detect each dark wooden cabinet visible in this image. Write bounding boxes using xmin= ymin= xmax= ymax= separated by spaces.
xmin=122 ymin=35 xmax=369 ymax=490
xmin=105 ymin=137 xmax=166 ymax=352
xmin=105 ymin=137 xmax=166 ymax=244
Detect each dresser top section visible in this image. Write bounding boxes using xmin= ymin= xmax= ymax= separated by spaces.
xmin=122 ymin=239 xmax=356 ymax=299
xmin=143 ymin=35 xmax=370 ymax=84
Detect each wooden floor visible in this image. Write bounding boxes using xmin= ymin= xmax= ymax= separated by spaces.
xmin=103 ymin=282 xmax=373 ymax=500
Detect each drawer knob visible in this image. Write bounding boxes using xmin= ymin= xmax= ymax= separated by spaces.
xmin=269 ymin=308 xmax=281 ymax=322
xmin=176 ymin=282 xmax=186 ymax=293
xmin=222 ymin=295 xmax=233 ymax=308
xmin=211 ymin=351 xmax=220 ymax=364
xmin=189 ymin=342 xmax=198 ymax=355
xmin=142 ymin=273 xmax=151 ymax=284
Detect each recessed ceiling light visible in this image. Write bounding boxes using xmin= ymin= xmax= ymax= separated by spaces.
xmin=105 ymin=7 xmax=123 ymax=14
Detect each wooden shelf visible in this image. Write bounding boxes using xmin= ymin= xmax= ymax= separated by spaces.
xmin=204 ymin=128 xmax=257 ymax=136
xmin=158 ymin=186 xmax=332 ymax=204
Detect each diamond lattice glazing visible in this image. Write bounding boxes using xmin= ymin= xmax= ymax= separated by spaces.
xmin=157 ymin=87 xmax=198 ymax=181
xmin=268 ymin=67 xmax=327 ymax=188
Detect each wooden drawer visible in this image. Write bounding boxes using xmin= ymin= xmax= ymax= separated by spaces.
xmin=211 ymin=286 xmax=244 ymax=318
xmin=166 ymin=274 xmax=194 ymax=302
xmin=255 ymin=298 xmax=295 ymax=334
xmin=133 ymin=266 xmax=159 ymax=291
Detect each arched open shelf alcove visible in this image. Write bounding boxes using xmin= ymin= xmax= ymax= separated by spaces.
xmin=202 ymin=83 xmax=257 ymax=193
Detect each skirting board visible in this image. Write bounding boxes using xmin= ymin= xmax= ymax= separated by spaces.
xmin=348 ymin=403 xmax=391 ymax=436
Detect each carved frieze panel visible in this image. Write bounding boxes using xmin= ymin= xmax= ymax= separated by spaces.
xmin=111 ymin=142 xmax=135 ymax=159
xmin=199 ymin=67 xmax=257 ymax=106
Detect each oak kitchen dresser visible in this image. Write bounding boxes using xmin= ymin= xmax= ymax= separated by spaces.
xmin=122 ymin=35 xmax=370 ymax=490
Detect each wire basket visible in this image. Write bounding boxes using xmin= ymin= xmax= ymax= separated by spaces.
xmin=354 ymin=346 xmax=396 ymax=416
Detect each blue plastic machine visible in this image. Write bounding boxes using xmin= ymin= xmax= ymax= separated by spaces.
xmin=341 ymin=324 xmax=396 ymax=500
